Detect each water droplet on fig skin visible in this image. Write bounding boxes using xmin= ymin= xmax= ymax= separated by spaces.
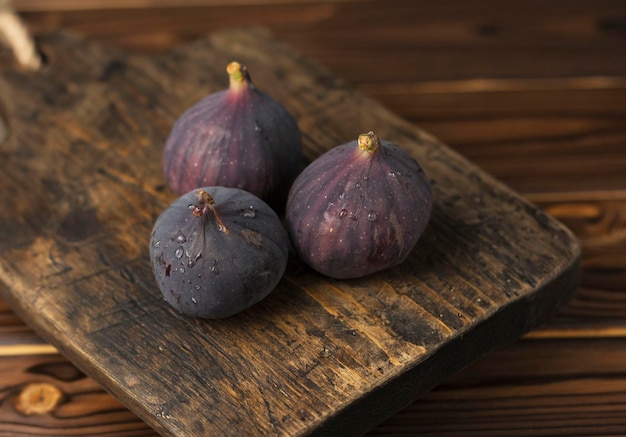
xmin=241 ymin=206 xmax=256 ymax=218
xmin=367 ymin=211 xmax=377 ymax=222
xmin=179 ymin=267 xmax=185 ymax=274
xmin=175 ymin=247 xmax=184 ymax=259
xmin=338 ymin=209 xmax=348 ymax=219
xmin=191 ymin=297 xmax=197 ymax=304
xmin=153 ymin=240 xmax=161 ymax=248
xmin=173 ymin=230 xmax=186 ymax=243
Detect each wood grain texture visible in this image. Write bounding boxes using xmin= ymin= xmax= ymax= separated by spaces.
xmin=0 ymin=26 xmax=579 ymax=436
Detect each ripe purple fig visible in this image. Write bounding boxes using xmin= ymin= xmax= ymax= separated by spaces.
xmin=286 ymin=131 xmax=432 ymax=279
xmin=163 ymin=61 xmax=302 ymax=206
xmin=149 ymin=186 xmax=289 ymax=318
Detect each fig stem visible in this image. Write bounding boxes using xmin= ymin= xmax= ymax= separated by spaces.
xmin=358 ymin=131 xmax=380 ymax=153
xmin=193 ymin=189 xmax=229 ymax=233
xmin=227 ymin=61 xmax=252 ymax=92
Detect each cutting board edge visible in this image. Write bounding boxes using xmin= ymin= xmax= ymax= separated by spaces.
xmin=306 ymin=249 xmax=581 ymax=436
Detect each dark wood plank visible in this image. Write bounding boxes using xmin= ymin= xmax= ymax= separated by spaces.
xmin=16 ymin=0 xmax=626 ymax=81
xmin=372 ymin=337 xmax=626 ymax=436
xmin=376 ymin=82 xmax=626 ymax=194
xmin=0 ymin=299 xmax=42 ymax=346
xmin=0 ymin=27 xmax=579 ymax=436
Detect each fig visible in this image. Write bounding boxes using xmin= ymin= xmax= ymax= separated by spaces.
xmin=163 ymin=61 xmax=302 ymax=206
xmin=285 ymin=131 xmax=432 ymax=279
xmin=149 ymin=186 xmax=289 ymax=319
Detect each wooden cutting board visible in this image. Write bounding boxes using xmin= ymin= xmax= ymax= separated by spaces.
xmin=0 ymin=27 xmax=580 ymax=436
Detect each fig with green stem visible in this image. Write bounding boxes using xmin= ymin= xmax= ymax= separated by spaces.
xmin=286 ymin=131 xmax=433 ymax=279
xmin=163 ymin=61 xmax=302 ymax=207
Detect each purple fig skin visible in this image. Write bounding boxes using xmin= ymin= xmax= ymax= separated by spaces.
xmin=285 ymin=132 xmax=432 ymax=280
xmin=163 ymin=61 xmax=302 ymax=206
xmin=149 ymin=186 xmax=289 ymax=319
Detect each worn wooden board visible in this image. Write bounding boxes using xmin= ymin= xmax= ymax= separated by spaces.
xmin=0 ymin=27 xmax=580 ymax=436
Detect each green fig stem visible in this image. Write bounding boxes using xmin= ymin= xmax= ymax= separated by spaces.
xmin=227 ymin=61 xmax=252 ymax=92
xmin=358 ymin=131 xmax=380 ymax=153
xmin=193 ymin=189 xmax=228 ymax=233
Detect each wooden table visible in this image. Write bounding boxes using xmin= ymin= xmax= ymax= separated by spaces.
xmin=2 ymin=1 xmax=625 ymax=435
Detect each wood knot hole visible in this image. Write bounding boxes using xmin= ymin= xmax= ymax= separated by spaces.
xmin=14 ymin=382 xmax=63 ymax=416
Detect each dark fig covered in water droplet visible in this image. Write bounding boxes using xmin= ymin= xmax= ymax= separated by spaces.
xmin=286 ymin=131 xmax=432 ymax=279
xmin=163 ymin=61 xmax=302 ymax=206
xmin=149 ymin=186 xmax=289 ymax=318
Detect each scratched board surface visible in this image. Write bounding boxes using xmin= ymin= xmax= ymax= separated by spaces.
xmin=0 ymin=28 xmax=580 ymax=436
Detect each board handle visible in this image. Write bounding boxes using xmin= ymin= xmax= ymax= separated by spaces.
xmin=0 ymin=2 xmax=43 ymax=145
xmin=0 ymin=2 xmax=42 ymax=70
